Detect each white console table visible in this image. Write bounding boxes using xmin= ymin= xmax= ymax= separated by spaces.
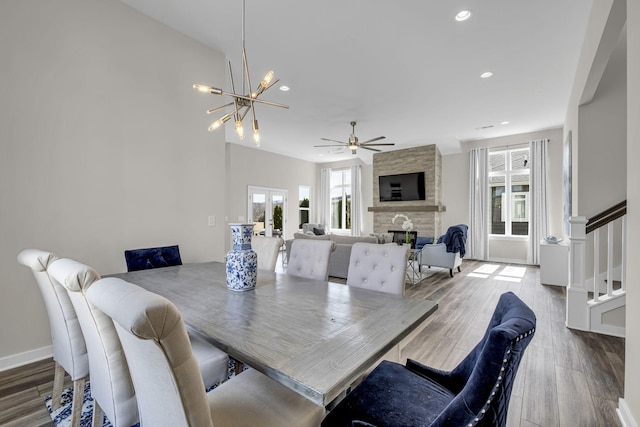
xmin=539 ymin=241 xmax=569 ymax=286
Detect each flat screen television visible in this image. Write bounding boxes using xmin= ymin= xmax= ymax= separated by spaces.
xmin=379 ymin=172 xmax=425 ymax=202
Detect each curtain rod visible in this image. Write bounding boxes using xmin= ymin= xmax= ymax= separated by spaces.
xmin=488 ymin=139 xmax=550 ymax=152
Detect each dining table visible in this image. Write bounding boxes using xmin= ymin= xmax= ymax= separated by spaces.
xmin=108 ymin=262 xmax=438 ymax=407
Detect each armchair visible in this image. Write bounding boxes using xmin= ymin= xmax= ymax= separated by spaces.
xmin=417 ymin=224 xmax=468 ymax=277
xmin=321 ymin=291 xmax=536 ymax=427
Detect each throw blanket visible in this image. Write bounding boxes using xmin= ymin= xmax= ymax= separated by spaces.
xmin=439 ymin=224 xmax=468 ymax=258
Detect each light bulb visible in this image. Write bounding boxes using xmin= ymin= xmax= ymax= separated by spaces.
xmin=193 ymin=84 xmax=212 ymax=93
xmin=208 ymin=113 xmax=231 ymax=131
xmin=235 ymin=120 xmax=245 ymax=139
xmin=253 ymin=120 xmax=260 ymax=146
xmin=260 ymin=70 xmax=275 ymax=88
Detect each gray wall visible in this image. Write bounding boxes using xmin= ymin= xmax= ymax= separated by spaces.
xmin=224 ymin=143 xmax=318 ymax=243
xmin=0 ymin=0 xmax=229 ymax=367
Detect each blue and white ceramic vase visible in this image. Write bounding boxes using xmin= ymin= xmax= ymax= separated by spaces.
xmin=226 ymin=223 xmax=257 ymax=291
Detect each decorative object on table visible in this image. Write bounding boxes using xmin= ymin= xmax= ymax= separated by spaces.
xmin=123 ymin=245 xmax=182 ymax=272
xmin=226 ymin=223 xmax=258 ymax=291
xmin=192 ymin=0 xmax=288 ymax=146
xmin=392 ymin=214 xmax=414 ymax=244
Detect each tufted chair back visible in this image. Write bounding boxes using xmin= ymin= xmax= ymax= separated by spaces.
xmin=17 ymin=249 xmax=89 ymax=423
xmin=124 ymin=244 xmax=182 ymax=272
xmin=87 ymin=278 xmax=212 ymax=427
xmin=286 ymin=239 xmax=335 ymax=281
xmin=49 ymin=258 xmax=138 ymax=427
xmin=346 ymin=243 xmax=409 ymax=295
xmin=252 ymin=236 xmax=284 ymax=271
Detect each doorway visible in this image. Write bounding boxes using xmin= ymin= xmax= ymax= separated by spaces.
xmin=248 ymin=186 xmax=287 ymax=238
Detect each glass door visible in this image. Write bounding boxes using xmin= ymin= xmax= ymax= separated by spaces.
xmin=248 ymin=186 xmax=287 ymax=238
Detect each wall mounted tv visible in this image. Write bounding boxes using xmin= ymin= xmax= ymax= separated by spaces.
xmin=379 ymin=172 xmax=426 ymax=202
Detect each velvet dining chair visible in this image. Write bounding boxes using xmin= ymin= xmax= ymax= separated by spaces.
xmin=124 ymin=244 xmax=182 ymax=272
xmin=322 ymin=292 xmax=536 ymax=427
xmin=346 ymin=242 xmax=409 ymax=296
xmin=17 ymin=249 xmax=89 ymax=427
xmin=87 ymin=277 xmax=326 ymax=427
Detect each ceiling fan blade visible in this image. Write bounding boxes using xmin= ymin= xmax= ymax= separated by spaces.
xmin=320 ymin=137 xmax=347 ymax=144
xmin=314 ymin=144 xmax=347 ymax=148
xmin=359 ymin=136 xmax=386 ymax=144
xmin=361 ymin=143 xmax=396 ymax=147
xmin=360 ymin=146 xmax=382 ymax=152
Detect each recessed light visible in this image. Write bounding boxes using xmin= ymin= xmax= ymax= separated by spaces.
xmin=279 ymin=85 xmax=290 ymax=91
xmin=501 ymin=121 xmax=510 ymax=125
xmin=480 ymin=72 xmax=493 ymax=78
xmin=455 ymin=10 xmax=471 ymax=22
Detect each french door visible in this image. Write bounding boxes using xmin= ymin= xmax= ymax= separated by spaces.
xmin=248 ymin=186 xmax=287 ymax=238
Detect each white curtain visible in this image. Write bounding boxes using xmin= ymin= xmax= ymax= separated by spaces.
xmin=528 ymin=139 xmax=549 ymax=264
xmin=350 ymin=165 xmax=362 ymax=236
xmin=468 ymin=147 xmax=489 ymax=260
xmin=319 ymin=168 xmax=331 ymax=230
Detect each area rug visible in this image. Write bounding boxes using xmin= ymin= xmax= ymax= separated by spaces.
xmin=45 ymin=358 xmax=245 ymax=426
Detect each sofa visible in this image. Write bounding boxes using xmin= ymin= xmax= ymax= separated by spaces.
xmin=285 ymin=232 xmax=378 ymax=279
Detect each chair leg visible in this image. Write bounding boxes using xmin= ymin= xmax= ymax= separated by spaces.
xmin=457 ymin=266 xmax=461 ymax=272
xmin=449 ymin=269 xmax=454 ymax=278
xmin=69 ymin=377 xmax=87 ymax=427
xmin=92 ymin=401 xmax=104 ymax=427
xmin=51 ymin=362 xmax=65 ymax=410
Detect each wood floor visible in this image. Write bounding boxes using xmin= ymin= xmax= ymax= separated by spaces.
xmin=0 ymin=260 xmax=624 ymax=427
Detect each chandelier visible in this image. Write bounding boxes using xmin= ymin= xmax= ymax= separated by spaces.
xmin=193 ymin=0 xmax=288 ymax=147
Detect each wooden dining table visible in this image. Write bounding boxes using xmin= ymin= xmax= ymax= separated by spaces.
xmin=108 ymin=262 xmax=438 ymax=406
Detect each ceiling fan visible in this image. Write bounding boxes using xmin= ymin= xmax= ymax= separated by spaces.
xmin=315 ymin=121 xmax=395 ymax=154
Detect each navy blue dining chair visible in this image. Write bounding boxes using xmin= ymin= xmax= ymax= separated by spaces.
xmin=124 ymin=244 xmax=182 ymax=272
xmin=322 ymin=292 xmax=536 ymax=427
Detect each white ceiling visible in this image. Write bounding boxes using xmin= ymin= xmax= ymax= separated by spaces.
xmin=120 ymin=0 xmax=593 ymax=164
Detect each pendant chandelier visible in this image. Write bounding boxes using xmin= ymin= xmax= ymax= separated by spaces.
xmin=193 ymin=0 xmax=288 ymax=146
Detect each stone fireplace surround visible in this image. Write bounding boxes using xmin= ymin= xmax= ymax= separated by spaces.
xmin=369 ymin=145 xmax=445 ymax=239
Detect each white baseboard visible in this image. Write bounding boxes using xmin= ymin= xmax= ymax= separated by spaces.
xmin=618 ymin=398 xmax=639 ymax=427
xmin=0 ymin=346 xmax=53 ymax=372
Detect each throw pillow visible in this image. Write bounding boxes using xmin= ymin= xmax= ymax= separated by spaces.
xmin=313 ymin=227 xmax=325 ymax=235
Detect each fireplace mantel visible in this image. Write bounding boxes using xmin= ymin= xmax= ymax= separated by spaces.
xmin=368 ymin=205 xmax=446 ymax=213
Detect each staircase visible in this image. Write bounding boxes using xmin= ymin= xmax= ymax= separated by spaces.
xmin=566 ymin=201 xmax=626 ymax=337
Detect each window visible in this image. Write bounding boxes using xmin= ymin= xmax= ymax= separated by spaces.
xmin=330 ymin=169 xmax=351 ymax=231
xmin=489 ymin=148 xmax=530 ymax=236
xmin=299 ymin=186 xmax=310 ymax=229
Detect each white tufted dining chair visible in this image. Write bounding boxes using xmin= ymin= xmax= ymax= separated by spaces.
xmin=48 ymin=258 xmax=138 ymax=427
xmin=346 ymin=243 xmax=409 ymax=295
xmin=286 ymin=239 xmax=335 ymax=281
xmin=87 ymin=277 xmax=326 ymax=427
xmin=17 ymin=249 xmax=89 ymax=427
xmin=251 ymin=236 xmax=284 ymax=271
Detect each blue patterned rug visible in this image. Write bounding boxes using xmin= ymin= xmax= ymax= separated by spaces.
xmin=45 ymin=359 xmax=245 ymax=426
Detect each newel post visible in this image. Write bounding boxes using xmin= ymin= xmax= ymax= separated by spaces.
xmin=566 ymin=216 xmax=589 ymax=331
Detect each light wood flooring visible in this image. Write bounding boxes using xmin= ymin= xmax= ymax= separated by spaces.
xmin=0 ymin=260 xmax=624 ymax=427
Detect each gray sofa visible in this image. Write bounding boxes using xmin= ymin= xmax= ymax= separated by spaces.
xmin=285 ymin=233 xmax=378 ymax=279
